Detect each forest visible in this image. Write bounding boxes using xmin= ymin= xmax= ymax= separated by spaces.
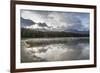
xmin=21 ymin=28 xmax=89 ymax=38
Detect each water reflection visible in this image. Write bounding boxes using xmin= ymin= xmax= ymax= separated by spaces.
xmin=21 ymin=38 xmax=89 ymax=63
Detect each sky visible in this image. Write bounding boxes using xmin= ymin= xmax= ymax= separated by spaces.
xmin=20 ymin=9 xmax=90 ymax=31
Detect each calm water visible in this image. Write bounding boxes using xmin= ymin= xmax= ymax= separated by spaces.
xmin=21 ymin=37 xmax=89 ymax=63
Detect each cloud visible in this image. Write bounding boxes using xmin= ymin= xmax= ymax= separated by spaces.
xmin=46 ymin=12 xmax=89 ymax=31
xmin=21 ymin=9 xmax=90 ymax=31
xmin=46 ymin=12 xmax=69 ymax=31
xmin=21 ymin=10 xmax=46 ymax=23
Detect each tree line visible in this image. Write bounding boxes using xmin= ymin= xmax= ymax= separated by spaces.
xmin=21 ymin=28 xmax=89 ymax=38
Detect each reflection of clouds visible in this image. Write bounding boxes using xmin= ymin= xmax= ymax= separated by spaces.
xmin=24 ymin=43 xmax=89 ymax=61
xmin=80 ymin=44 xmax=89 ymax=59
xmin=21 ymin=39 xmax=89 ymax=62
xmin=35 ymin=44 xmax=70 ymax=61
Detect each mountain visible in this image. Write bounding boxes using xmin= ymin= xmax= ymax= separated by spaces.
xmin=21 ymin=17 xmax=35 ymax=28
xmin=64 ymin=29 xmax=89 ymax=34
xmin=21 ymin=17 xmax=89 ymax=35
xmin=38 ymin=22 xmax=48 ymax=27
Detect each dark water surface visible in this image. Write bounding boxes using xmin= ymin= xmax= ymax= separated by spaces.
xmin=21 ymin=37 xmax=89 ymax=63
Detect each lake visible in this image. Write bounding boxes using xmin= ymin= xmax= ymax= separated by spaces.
xmin=21 ymin=37 xmax=89 ymax=63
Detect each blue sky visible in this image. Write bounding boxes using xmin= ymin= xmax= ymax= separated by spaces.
xmin=21 ymin=9 xmax=90 ymax=31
